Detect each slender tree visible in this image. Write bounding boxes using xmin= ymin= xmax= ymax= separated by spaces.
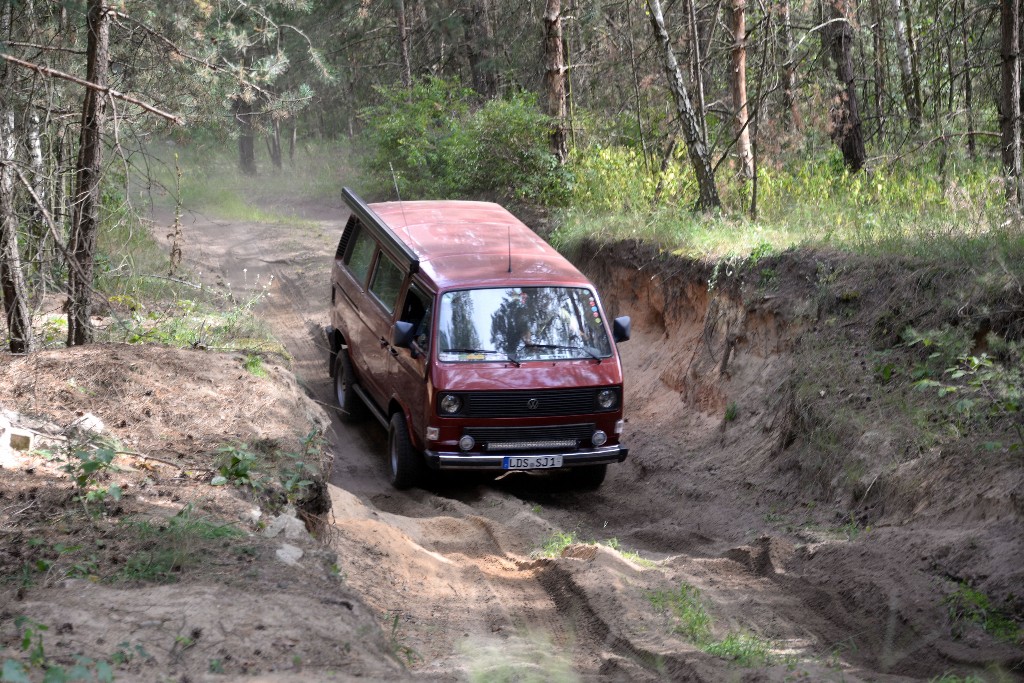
xmin=1001 ymin=0 xmax=1022 ymax=204
xmin=727 ymin=0 xmax=754 ymax=178
xmin=543 ymin=0 xmax=568 ymax=163
xmin=646 ymin=0 xmax=721 ymax=210
xmin=891 ymin=0 xmax=922 ymax=129
xmin=66 ymin=0 xmax=109 ymax=346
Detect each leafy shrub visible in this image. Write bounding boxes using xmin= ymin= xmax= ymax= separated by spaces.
xmin=358 ymin=77 xmax=567 ymax=203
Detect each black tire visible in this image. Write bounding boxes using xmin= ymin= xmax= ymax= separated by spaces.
xmin=388 ymin=412 xmax=422 ymax=490
xmin=334 ymin=349 xmax=366 ymax=422
xmin=567 ymin=464 xmax=607 ymax=491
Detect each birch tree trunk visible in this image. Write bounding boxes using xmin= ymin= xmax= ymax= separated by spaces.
xmin=543 ymin=0 xmax=568 ymax=164
xmin=727 ymin=0 xmax=753 ymax=179
xmin=1001 ymin=0 xmax=1022 ymax=204
xmin=67 ymin=0 xmax=109 ymax=346
xmin=891 ymin=0 xmax=922 ymax=129
xmin=646 ymin=0 xmax=721 ymax=210
xmin=1 ymin=111 xmax=34 ymax=353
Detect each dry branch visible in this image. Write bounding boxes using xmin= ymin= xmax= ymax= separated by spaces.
xmin=0 ymin=52 xmax=183 ymax=125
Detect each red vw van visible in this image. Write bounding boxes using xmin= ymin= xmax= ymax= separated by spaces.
xmin=327 ymin=188 xmax=630 ymax=489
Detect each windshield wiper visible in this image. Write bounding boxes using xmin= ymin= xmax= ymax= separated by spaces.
xmin=442 ymin=348 xmax=521 ymax=367
xmin=523 ymin=343 xmax=602 ymax=362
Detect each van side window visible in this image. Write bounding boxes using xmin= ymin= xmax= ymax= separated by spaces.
xmin=369 ymin=253 xmax=404 ymax=314
xmin=345 ymin=223 xmax=376 ymax=286
xmin=400 ymin=284 xmax=432 ymax=352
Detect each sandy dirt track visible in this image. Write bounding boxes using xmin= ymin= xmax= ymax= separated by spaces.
xmin=158 ymin=194 xmax=1024 ymax=682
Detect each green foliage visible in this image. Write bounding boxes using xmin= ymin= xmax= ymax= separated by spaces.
xmin=648 ymin=583 xmax=713 ymax=642
xmin=358 ymin=77 xmax=567 ymax=202
xmin=2 ymin=618 xmax=115 ymax=683
xmin=538 ymin=531 xmax=577 ymax=558
xmin=944 ymin=583 xmax=1023 ymax=643
xmin=724 ymin=402 xmax=739 ymax=422
xmin=119 ymin=504 xmax=242 ymax=583
xmin=702 ymin=631 xmax=772 ymax=667
xmin=906 ymin=328 xmax=1023 ymax=448
xmin=551 ymin=147 xmax=1006 ymax=261
xmin=647 ymin=583 xmax=777 ymax=667
xmin=212 ymin=443 xmax=261 ymax=488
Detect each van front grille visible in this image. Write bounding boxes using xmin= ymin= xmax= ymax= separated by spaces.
xmin=463 ymin=389 xmax=598 ymax=418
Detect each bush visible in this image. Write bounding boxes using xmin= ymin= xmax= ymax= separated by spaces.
xmin=358 ymin=77 xmax=567 ymax=203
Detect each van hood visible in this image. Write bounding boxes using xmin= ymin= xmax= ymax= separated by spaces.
xmin=433 ymin=358 xmax=623 ymax=392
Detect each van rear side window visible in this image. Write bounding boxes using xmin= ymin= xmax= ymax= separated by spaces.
xmin=369 ymin=253 xmax=404 ymax=313
xmin=345 ymin=224 xmax=376 ymax=285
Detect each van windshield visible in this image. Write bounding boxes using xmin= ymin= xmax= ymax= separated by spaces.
xmin=437 ymin=287 xmax=613 ymax=363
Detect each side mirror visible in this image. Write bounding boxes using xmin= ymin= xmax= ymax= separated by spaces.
xmin=612 ymin=316 xmax=631 ymax=343
xmin=392 ymin=320 xmax=415 ymax=349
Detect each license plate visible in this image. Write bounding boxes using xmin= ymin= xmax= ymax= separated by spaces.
xmin=503 ymin=455 xmax=563 ymax=470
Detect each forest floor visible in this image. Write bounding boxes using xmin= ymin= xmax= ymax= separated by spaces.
xmin=1 ymin=189 xmax=1022 ymax=682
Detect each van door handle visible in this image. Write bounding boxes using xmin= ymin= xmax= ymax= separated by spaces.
xmin=379 ymin=336 xmax=388 ymax=348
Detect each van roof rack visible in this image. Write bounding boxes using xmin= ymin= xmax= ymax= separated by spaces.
xmin=342 ymin=187 xmax=420 ymax=275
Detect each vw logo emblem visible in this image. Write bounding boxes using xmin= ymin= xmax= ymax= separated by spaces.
xmin=527 ymin=398 xmax=540 ymax=410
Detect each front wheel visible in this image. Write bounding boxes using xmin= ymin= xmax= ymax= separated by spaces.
xmin=388 ymin=412 xmax=423 ymax=490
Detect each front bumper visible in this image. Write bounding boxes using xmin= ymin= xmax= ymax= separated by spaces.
xmin=424 ymin=444 xmax=628 ymax=470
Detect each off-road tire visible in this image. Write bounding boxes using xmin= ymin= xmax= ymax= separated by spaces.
xmin=334 ymin=349 xmax=366 ymax=423
xmin=568 ymin=464 xmax=607 ymax=490
xmin=388 ymin=412 xmax=422 ymax=490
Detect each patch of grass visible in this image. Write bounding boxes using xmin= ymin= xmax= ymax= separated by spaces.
xmin=944 ymin=583 xmax=1023 ymax=643
xmin=118 ymin=504 xmax=242 ymax=584
xmin=537 ymin=531 xmax=578 ymax=558
xmin=603 ymin=537 xmax=657 ymax=568
xmin=724 ymin=402 xmax=739 ymax=422
xmin=648 ymin=583 xmax=779 ymax=667
xmin=243 ymin=353 xmax=266 ymax=376
xmin=702 ymin=631 xmax=772 ymax=667
xmin=648 ymin=583 xmax=713 ymax=641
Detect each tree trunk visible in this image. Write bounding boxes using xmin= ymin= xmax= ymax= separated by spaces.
xmin=67 ymin=0 xmax=109 ymax=346
xmin=891 ymin=0 xmax=922 ymax=129
xmin=903 ymin=0 xmax=923 ymax=125
xmin=543 ymin=0 xmax=568 ymax=164
xmin=824 ymin=0 xmax=867 ymax=172
xmin=779 ymin=0 xmax=801 ymax=129
xmin=646 ymin=0 xmax=721 ymax=211
xmin=394 ymin=0 xmax=412 ymax=89
xmin=464 ymin=0 xmax=497 ymax=96
xmin=1 ymin=111 xmax=33 ymax=353
xmin=235 ymin=91 xmax=257 ymax=176
xmin=1001 ymin=0 xmax=1022 ymax=204
xmin=687 ymin=0 xmax=710 ymax=143
xmin=266 ymin=117 xmax=282 ymax=170
xmin=727 ymin=0 xmax=753 ymax=179
xmin=870 ymin=0 xmax=887 ymax=141
xmin=961 ymin=0 xmax=975 ymax=158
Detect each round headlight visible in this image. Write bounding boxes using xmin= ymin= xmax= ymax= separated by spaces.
xmin=459 ymin=435 xmax=476 ymax=451
xmin=596 ymin=388 xmax=617 ymax=409
xmin=591 ymin=430 xmax=608 ymax=446
xmin=440 ymin=394 xmax=462 ymax=415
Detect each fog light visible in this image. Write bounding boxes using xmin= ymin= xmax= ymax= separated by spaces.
xmin=591 ymin=430 xmax=608 ymax=446
xmin=614 ymin=420 xmax=624 ymax=435
xmin=459 ymin=435 xmax=475 ymax=451
xmin=426 ymin=427 xmax=440 ymax=440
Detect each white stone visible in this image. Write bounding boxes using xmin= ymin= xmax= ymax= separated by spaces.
xmin=276 ymin=543 xmax=303 ymax=566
